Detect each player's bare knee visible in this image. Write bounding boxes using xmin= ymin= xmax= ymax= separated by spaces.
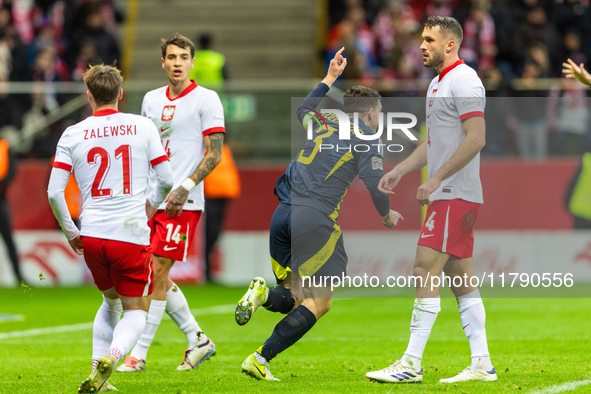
xmin=302 ymin=298 xmax=331 ymax=319
xmin=102 ymin=287 xmax=119 ymax=300
xmin=412 ymin=265 xmax=430 ymax=280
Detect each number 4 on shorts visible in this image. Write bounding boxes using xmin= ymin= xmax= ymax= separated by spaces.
xmin=425 ymin=212 xmax=436 ymax=232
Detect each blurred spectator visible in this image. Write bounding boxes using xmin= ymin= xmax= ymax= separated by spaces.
xmin=29 ymin=46 xmax=68 ymax=82
xmin=562 ymin=29 xmax=586 ymax=68
xmin=0 ymin=74 xmax=23 ymax=133
xmin=70 ymin=42 xmax=99 ymax=81
xmin=481 ymin=66 xmax=512 ymax=155
xmin=514 ymin=6 xmax=561 ymax=75
xmin=0 ymin=29 xmax=11 ymax=79
xmin=551 ymin=0 xmax=590 ymax=42
xmin=69 ymin=8 xmax=120 ymax=70
xmin=387 ymin=20 xmax=433 ymax=80
xmin=526 ymin=41 xmax=550 ymax=76
xmin=459 ymin=0 xmax=497 ymax=74
xmin=547 ymin=77 xmax=589 ymax=155
xmin=424 ymin=0 xmax=454 ymax=20
xmin=63 ymin=0 xmax=123 ymax=42
xmin=21 ymin=83 xmax=59 ymax=156
xmin=511 ymin=58 xmax=549 ymax=157
xmin=0 ymin=6 xmax=11 ymax=31
xmin=5 ymin=25 xmax=29 ymax=82
xmin=372 ymin=0 xmax=418 ymax=67
xmin=189 ymin=33 xmax=228 ymax=88
xmin=0 ymin=139 xmax=24 ymax=285
xmin=326 ymin=5 xmax=378 ymax=80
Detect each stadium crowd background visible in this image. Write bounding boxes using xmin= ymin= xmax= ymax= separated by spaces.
xmin=326 ymin=0 xmax=591 ymax=157
xmin=0 ymin=0 xmax=122 ymax=160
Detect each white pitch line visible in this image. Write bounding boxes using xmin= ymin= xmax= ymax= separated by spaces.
xmin=0 ymin=303 xmax=237 ymax=341
xmin=0 ymin=322 xmax=94 ymax=340
xmin=530 ymin=379 xmax=591 ymax=394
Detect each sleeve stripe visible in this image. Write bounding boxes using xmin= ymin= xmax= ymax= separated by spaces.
xmin=53 ymin=162 xmax=72 ymax=172
xmin=150 ymin=155 xmax=169 ymax=166
xmin=202 ymin=127 xmax=226 ymax=136
xmin=460 ymin=111 xmax=485 ymax=121
xmin=309 ymin=109 xmax=328 ymax=130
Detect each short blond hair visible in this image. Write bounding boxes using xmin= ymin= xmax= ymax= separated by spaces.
xmin=83 ymin=64 xmax=123 ymax=106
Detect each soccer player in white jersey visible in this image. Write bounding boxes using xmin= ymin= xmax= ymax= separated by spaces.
xmin=117 ymin=33 xmax=224 ymax=372
xmin=47 ymin=64 xmax=173 ymax=393
xmin=366 ymin=16 xmax=496 ymax=384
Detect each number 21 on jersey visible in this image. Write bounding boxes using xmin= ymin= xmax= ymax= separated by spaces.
xmin=87 ymin=145 xmax=132 ymax=199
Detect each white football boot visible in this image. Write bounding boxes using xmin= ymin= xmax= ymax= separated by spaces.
xmin=366 ymin=359 xmax=423 ymax=383
xmin=440 ymin=366 xmax=497 ymax=382
xmin=176 ymin=337 xmax=216 ymax=370
xmin=115 ymin=356 xmax=146 ymax=372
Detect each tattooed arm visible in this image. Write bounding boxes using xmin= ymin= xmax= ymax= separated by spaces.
xmin=164 ymin=132 xmax=224 ymax=216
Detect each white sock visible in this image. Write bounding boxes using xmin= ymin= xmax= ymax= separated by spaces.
xmin=402 ymin=297 xmax=441 ymax=372
xmin=165 ymin=283 xmax=206 ymax=349
xmin=109 ymin=309 xmax=148 ymax=363
xmin=129 ymin=300 xmax=166 ymax=360
xmin=457 ymin=290 xmax=492 ymax=370
xmin=92 ymin=296 xmax=122 ymax=369
xmin=254 ymin=352 xmax=268 ymax=364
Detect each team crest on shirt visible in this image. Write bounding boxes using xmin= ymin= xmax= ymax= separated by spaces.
xmin=161 ymin=106 xmax=176 ymax=121
xmin=429 ymin=89 xmax=437 ymax=107
xmin=372 ymin=156 xmax=383 ymax=170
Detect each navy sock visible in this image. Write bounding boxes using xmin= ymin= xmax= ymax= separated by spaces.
xmin=259 ymin=305 xmax=317 ymax=362
xmin=263 ymin=286 xmax=295 ymax=314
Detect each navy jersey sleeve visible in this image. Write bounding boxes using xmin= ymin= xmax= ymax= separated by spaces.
xmin=354 ymin=138 xmax=390 ymax=217
xmin=297 ymin=83 xmax=330 ymax=127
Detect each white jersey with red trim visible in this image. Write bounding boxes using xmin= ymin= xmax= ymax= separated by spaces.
xmin=53 ymin=110 xmax=169 ymax=245
xmin=425 ymin=60 xmax=485 ymax=204
xmin=142 ymin=81 xmax=225 ymax=211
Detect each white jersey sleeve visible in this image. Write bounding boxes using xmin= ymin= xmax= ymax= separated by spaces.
xmin=47 ymin=170 xmax=79 ymax=241
xmin=452 ymin=72 xmax=486 ymax=120
xmin=54 ymin=130 xmax=74 ymax=171
xmin=200 ymin=91 xmax=225 ymax=136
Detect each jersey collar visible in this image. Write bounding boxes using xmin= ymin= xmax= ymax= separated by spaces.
xmin=93 ymin=109 xmax=120 ymax=117
xmin=166 ymin=80 xmax=198 ymax=101
xmin=438 ymin=59 xmax=465 ymax=82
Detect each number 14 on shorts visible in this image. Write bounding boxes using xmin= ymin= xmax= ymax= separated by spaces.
xmin=166 ymin=224 xmax=183 ymax=243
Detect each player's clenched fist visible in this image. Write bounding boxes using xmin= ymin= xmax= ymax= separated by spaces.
xmin=164 ymin=187 xmax=189 ymax=216
xmin=417 ymin=177 xmax=441 ymax=206
xmin=382 ymin=210 xmax=404 ymax=228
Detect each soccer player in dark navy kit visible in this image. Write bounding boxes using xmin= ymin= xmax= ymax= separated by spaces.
xmin=235 ymin=48 xmax=404 ymax=381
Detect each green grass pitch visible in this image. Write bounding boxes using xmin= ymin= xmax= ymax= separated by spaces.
xmin=0 ymin=284 xmax=590 ymax=393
